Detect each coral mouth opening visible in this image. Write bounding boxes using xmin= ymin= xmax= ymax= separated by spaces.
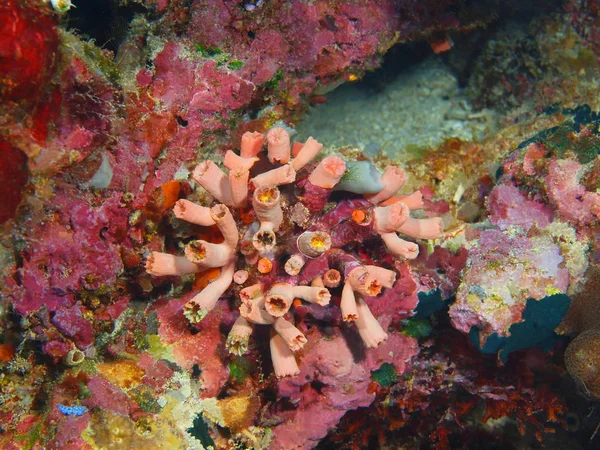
xmin=266 ymin=296 xmax=288 ymax=316
xmin=253 ymin=230 xmax=276 ymax=252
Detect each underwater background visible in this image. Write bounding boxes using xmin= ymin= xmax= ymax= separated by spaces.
xmin=2 ymin=0 xmax=600 ymax=448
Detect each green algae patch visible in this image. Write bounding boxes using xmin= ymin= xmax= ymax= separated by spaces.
xmin=371 ymin=363 xmax=398 ymax=388
xmin=228 ymin=356 xmax=254 ymax=383
xmin=402 ymin=318 xmax=432 ymax=339
xmin=227 ymin=59 xmax=244 ymax=70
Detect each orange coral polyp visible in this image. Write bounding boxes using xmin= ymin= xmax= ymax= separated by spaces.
xmin=257 ymin=257 xmax=273 ymax=274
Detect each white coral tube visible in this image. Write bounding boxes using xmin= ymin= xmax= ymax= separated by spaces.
xmin=340 ymin=281 xmax=358 ymax=321
xmin=229 ymin=167 xmax=249 ymax=208
xmin=264 ymin=283 xmax=294 ymax=317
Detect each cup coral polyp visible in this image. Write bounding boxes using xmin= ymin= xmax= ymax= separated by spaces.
xmin=146 ymin=127 xmax=443 ymax=377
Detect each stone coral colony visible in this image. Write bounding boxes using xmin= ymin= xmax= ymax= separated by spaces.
xmin=146 ymin=128 xmax=443 ymax=377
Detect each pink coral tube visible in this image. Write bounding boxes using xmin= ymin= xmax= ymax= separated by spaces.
xmin=365 ymin=166 xmax=407 ymax=205
xmin=210 ymin=204 xmax=239 ymax=249
xmin=184 ymin=240 xmax=233 ymax=268
xmin=341 ymin=282 xmax=358 ymax=321
xmin=252 ymin=186 xmax=283 ymax=252
xmin=347 ymin=266 xmax=382 ymax=297
xmin=239 ymin=296 xmax=274 ymax=325
xmin=380 ymin=191 xmax=424 ymax=210
xmin=193 ymin=161 xmax=232 ymax=205
xmin=291 ymin=286 xmax=331 ymax=306
xmin=239 ymin=283 xmax=263 ymax=304
xmin=365 ymin=265 xmax=396 ymax=289
xmin=173 ymin=200 xmax=216 ymax=226
xmin=355 ymin=296 xmax=388 ymax=348
xmin=251 ymin=164 xmax=296 ymax=188
xmin=273 ymin=317 xmax=307 ymax=351
xmin=323 ymin=269 xmax=341 ymax=288
xmin=270 ymin=332 xmax=300 ymax=378
xmin=265 ymin=283 xmax=294 ymax=317
xmin=233 ymin=270 xmax=249 ymax=284
xmin=229 ymin=167 xmax=249 ymax=208
xmin=224 ymin=150 xmax=258 ymax=171
xmin=284 ymin=254 xmax=305 ymax=276
xmin=308 ymin=156 xmax=346 ymax=188
xmin=145 ymin=252 xmax=203 ymax=276
xmin=240 ymin=131 xmax=264 ymax=158
xmin=380 ymin=232 xmax=419 ymax=259
xmin=291 ymin=136 xmax=323 ymax=171
xmin=373 ymin=202 xmax=410 ymax=234
xmin=397 ymin=217 xmax=443 ymax=240
xmin=266 ymin=127 xmax=291 ymax=164
xmin=184 ymin=261 xmax=235 ymax=323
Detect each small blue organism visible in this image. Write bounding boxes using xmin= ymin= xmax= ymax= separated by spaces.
xmin=242 ymin=0 xmax=264 ymax=12
xmin=58 ymin=404 xmax=88 ymax=416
